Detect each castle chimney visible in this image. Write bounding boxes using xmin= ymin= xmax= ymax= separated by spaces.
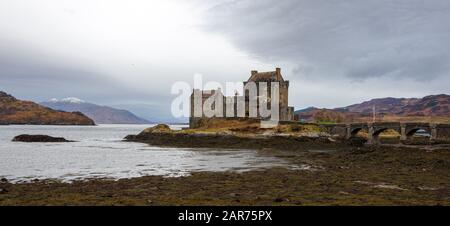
xmin=275 ymin=67 xmax=281 ymax=80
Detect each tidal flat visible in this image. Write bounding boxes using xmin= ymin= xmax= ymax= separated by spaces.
xmin=1 ymin=145 xmax=449 ymax=206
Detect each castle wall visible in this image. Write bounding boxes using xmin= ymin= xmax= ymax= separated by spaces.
xmin=287 ymin=107 xmax=294 ymax=121
xmin=189 ymin=68 xmax=294 ymax=128
xmin=279 ymin=81 xmax=289 ymax=121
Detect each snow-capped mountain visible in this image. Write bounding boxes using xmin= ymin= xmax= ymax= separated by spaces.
xmin=48 ymin=97 xmax=85 ymax=104
xmin=0 ymin=91 xmax=94 ymax=125
xmin=41 ymin=98 xmax=151 ymax=124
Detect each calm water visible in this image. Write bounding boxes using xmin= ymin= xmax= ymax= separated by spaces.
xmin=0 ymin=124 xmax=289 ymax=183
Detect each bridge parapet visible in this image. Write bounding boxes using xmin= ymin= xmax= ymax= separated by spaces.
xmin=320 ymin=124 xmax=347 ymax=137
xmin=324 ymin=122 xmax=450 ymax=144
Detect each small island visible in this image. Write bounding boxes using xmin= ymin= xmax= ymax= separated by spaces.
xmin=124 ymin=120 xmax=347 ymax=150
xmin=12 ymin=134 xmax=74 ymax=143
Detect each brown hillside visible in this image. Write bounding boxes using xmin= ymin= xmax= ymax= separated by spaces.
xmin=296 ymin=94 xmax=450 ymax=123
xmin=0 ymin=91 xmax=95 ymax=125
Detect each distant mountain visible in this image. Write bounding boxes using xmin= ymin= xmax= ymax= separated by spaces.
xmin=296 ymin=94 xmax=450 ymax=123
xmin=294 ymin=106 xmax=318 ymax=113
xmin=40 ymin=98 xmax=150 ymax=124
xmin=336 ymin=94 xmax=449 ymax=116
xmin=0 ymin=91 xmax=95 ymax=125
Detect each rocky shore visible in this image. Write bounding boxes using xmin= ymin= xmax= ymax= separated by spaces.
xmin=124 ymin=132 xmax=348 ymax=150
xmin=124 ymin=123 xmax=354 ymax=151
xmin=1 ymin=123 xmax=449 ymax=206
xmin=0 ymin=144 xmax=449 ymax=206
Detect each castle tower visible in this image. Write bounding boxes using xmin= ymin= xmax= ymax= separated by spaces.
xmin=244 ymin=67 xmax=293 ymax=121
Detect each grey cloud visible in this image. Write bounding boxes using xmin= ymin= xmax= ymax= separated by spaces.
xmin=1 ymin=39 xmax=133 ymax=102
xmin=202 ymin=0 xmax=450 ymax=81
xmin=1 ymin=0 xmax=448 ymax=118
xmin=0 ymin=39 xmax=106 ymax=84
xmin=0 ymin=39 xmax=177 ymax=122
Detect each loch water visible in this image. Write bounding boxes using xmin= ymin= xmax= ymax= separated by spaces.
xmin=0 ymin=124 xmax=289 ymax=183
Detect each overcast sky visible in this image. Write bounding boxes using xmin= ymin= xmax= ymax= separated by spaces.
xmin=1 ymin=0 xmax=449 ymax=122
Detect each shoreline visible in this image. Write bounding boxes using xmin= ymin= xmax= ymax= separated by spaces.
xmin=124 ymin=131 xmax=352 ymax=151
xmin=1 ymin=143 xmax=449 ymax=205
xmin=1 ymin=124 xmax=449 ymax=206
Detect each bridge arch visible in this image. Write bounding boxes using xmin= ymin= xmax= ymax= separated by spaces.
xmin=350 ymin=128 xmax=363 ymax=136
xmin=373 ymin=128 xmax=389 ymax=137
xmin=404 ymin=127 xmax=432 ymax=140
xmin=407 ymin=128 xmax=430 ymax=136
xmin=371 ymin=128 xmax=402 ymax=143
xmin=370 ymin=127 xmax=389 ymax=144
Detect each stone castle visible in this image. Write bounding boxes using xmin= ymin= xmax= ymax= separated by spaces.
xmin=189 ymin=68 xmax=294 ymax=128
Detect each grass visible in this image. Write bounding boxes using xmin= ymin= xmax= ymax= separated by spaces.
xmin=179 ymin=118 xmax=324 ymax=136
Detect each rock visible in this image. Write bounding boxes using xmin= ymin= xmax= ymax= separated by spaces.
xmin=316 ymin=136 xmax=332 ymax=143
xmin=346 ymin=137 xmax=367 ymax=147
xmin=373 ymin=184 xmax=408 ymax=191
xmin=0 ymin=178 xmax=7 ymax=183
xmin=0 ymin=188 xmax=7 ymax=194
xmin=296 ymin=136 xmax=314 ymax=142
xmin=12 ymin=134 xmax=74 ymax=142
xmin=274 ymin=197 xmax=289 ymax=202
xmin=418 ymin=186 xmax=440 ymax=191
xmin=123 ymin=135 xmax=137 ymax=140
xmin=141 ymin=124 xmax=172 ymax=134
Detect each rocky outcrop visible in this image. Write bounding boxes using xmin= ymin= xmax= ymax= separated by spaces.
xmin=125 ymin=132 xmax=342 ymax=150
xmin=141 ymin=124 xmax=172 ymax=133
xmin=12 ymin=134 xmax=74 ymax=142
xmin=124 ymin=124 xmax=344 ymax=151
xmin=0 ymin=91 xmax=95 ymax=125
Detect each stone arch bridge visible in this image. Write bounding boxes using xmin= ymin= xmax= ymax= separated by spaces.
xmin=322 ymin=122 xmax=450 ymax=144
